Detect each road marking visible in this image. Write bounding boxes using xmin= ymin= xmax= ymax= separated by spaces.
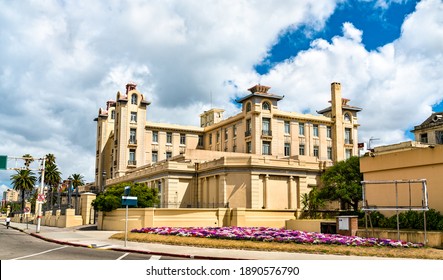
xmin=11 ymin=246 xmax=69 ymax=260
xmin=149 ymin=255 xmax=161 ymax=260
xmin=116 ymin=253 xmax=129 ymax=260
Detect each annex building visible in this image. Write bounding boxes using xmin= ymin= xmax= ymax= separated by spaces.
xmin=94 ymin=82 xmax=361 ymax=210
xmin=360 ymin=112 xmax=443 ymax=213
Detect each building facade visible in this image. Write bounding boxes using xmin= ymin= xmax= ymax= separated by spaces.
xmin=94 ymin=82 xmax=361 ymax=209
xmin=2 ymin=189 xmax=19 ymax=208
xmin=411 ymin=111 xmax=443 ymax=144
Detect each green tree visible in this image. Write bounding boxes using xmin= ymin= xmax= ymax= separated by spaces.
xmin=301 ymin=186 xmax=325 ymax=218
xmin=92 ymin=182 xmax=159 ymax=212
xmin=10 ymin=169 xmax=37 ymax=213
xmin=320 ymin=156 xmax=363 ymax=211
xmin=40 ymin=154 xmax=62 ymax=209
xmin=70 ymin=173 xmax=85 ymax=189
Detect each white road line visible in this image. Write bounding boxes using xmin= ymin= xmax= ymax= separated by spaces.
xmin=11 ymin=246 xmax=69 ymax=260
xmin=116 ymin=253 xmax=129 ymax=260
xmin=149 ymin=255 xmax=161 ymax=260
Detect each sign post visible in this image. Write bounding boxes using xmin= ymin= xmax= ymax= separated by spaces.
xmin=121 ymin=186 xmax=137 ymax=247
xmin=24 ymin=207 xmax=30 ymax=229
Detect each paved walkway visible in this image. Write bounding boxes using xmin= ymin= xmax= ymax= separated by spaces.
xmin=3 ymin=221 xmax=393 ymax=260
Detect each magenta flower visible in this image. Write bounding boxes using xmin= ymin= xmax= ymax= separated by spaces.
xmin=130 ymin=226 xmax=423 ymax=248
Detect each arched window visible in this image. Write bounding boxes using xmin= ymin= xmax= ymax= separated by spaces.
xmin=262 ymin=101 xmax=270 ymax=110
xmin=344 ymin=113 xmax=351 ymax=122
xmin=131 ymin=94 xmax=138 ymax=105
xmin=246 ymin=102 xmax=251 ymax=112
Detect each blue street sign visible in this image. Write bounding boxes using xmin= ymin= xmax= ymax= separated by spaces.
xmin=121 ymin=196 xmax=137 ymax=206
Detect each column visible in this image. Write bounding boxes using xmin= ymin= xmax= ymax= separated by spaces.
xmin=263 ymin=174 xmax=269 ymax=209
xmin=201 ymin=177 xmax=207 ymax=208
xmin=297 ymin=176 xmax=308 ymax=210
xmin=218 ymin=174 xmax=227 ymax=207
xmin=288 ymin=176 xmax=294 ymax=209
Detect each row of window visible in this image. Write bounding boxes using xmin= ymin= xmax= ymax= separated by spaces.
xmin=255 ymin=141 xmax=333 ymax=159
xmin=209 ymin=121 xmax=334 ymax=145
xmin=152 ymin=131 xmax=204 ymax=146
xmin=245 ymin=101 xmax=271 ymax=112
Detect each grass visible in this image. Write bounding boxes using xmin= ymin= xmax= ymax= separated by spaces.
xmin=110 ymin=232 xmax=443 ymax=259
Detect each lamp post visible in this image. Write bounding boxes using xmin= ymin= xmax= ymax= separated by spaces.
xmin=36 ymin=157 xmax=45 ymax=233
xmin=57 ymin=183 xmax=61 ymax=209
xmin=67 ymin=176 xmax=72 ymax=208
xmin=75 ymin=184 xmax=79 ymax=214
xmin=101 ymin=171 xmax=106 ymax=193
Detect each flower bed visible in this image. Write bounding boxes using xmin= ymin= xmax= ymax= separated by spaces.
xmin=131 ymin=226 xmax=423 ymax=248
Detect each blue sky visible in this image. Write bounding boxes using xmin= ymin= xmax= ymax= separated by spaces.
xmin=1 ymin=0 xmax=443 ymax=197
xmin=256 ymin=0 xmax=419 ymax=74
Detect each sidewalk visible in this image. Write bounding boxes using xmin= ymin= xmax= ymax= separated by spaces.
xmin=3 ymin=221 xmax=391 ymax=260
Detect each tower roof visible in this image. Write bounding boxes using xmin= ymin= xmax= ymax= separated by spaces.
xmin=236 ymin=84 xmax=284 ymax=103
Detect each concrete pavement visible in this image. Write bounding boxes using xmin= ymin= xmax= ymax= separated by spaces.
xmin=2 ymin=220 xmax=394 ymax=260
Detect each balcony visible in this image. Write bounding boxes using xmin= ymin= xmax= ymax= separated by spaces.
xmin=128 ymin=160 xmax=137 ymax=166
xmin=128 ymin=139 xmax=137 ymax=146
xmin=261 ymin=129 xmax=272 ymax=139
xmin=245 ymin=130 xmax=251 ymax=137
xmin=345 ymin=139 xmax=354 ymax=145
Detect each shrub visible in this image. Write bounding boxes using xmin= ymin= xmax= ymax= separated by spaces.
xmin=361 ymin=209 xmax=443 ymax=231
xmin=92 ymin=182 xmax=159 ymax=212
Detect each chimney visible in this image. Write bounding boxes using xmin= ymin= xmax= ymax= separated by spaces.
xmin=331 ymin=82 xmax=342 ymax=119
xmin=125 ymin=82 xmax=137 ymax=94
xmin=331 ymin=82 xmax=344 ymax=162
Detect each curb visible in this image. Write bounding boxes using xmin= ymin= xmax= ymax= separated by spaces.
xmin=4 ymin=224 xmax=246 ymax=260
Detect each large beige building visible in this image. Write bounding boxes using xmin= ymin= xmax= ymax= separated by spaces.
xmin=94 ymin=82 xmax=361 ymax=209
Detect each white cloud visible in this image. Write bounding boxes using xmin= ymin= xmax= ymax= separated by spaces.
xmin=258 ymin=0 xmax=443 ymax=146
xmin=0 ymin=0 xmax=441 ymax=187
xmin=0 ymin=0 xmax=338 ymax=185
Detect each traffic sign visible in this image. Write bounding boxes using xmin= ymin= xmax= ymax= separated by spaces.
xmin=37 ymin=194 xmax=46 ymax=202
xmin=0 ymin=155 xmax=7 ymax=170
xmin=24 ymin=207 xmax=30 ymax=213
xmin=122 ymin=196 xmax=137 ymax=206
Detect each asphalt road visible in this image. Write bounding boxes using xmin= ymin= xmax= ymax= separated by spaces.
xmin=0 ymin=227 xmax=186 ymax=260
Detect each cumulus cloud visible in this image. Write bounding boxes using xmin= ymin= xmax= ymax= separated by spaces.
xmin=0 ymin=0 xmax=338 ymax=185
xmin=258 ymin=0 xmax=443 ymax=146
xmin=0 ymin=0 xmax=441 ymax=187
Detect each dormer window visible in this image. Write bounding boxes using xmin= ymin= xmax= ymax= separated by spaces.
xmin=262 ymin=101 xmax=270 ymax=110
xmin=131 ymin=94 xmax=138 ymax=105
xmin=344 ymin=113 xmax=351 ymax=122
xmin=246 ymin=102 xmax=251 ymax=112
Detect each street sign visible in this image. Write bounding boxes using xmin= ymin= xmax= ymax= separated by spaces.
xmin=0 ymin=155 xmax=7 ymax=170
xmin=121 ymin=196 xmax=137 ymax=206
xmin=24 ymin=207 xmax=30 ymax=214
xmin=37 ymin=194 xmax=46 ymax=202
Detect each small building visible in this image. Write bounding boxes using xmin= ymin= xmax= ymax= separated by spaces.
xmin=360 ymin=114 xmax=443 ymax=213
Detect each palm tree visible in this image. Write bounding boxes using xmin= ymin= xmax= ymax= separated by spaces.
xmin=10 ymin=169 xmax=37 ymax=215
xmin=45 ymin=153 xmax=56 ymax=166
xmin=40 ymin=158 xmax=62 ymax=210
xmin=71 ymin=173 xmax=85 ymax=189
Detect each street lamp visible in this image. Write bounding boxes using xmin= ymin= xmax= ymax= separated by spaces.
xmin=101 ymin=171 xmax=106 ymax=193
xmin=57 ymin=183 xmax=61 ymax=209
xmin=67 ymin=176 xmax=72 ymax=208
